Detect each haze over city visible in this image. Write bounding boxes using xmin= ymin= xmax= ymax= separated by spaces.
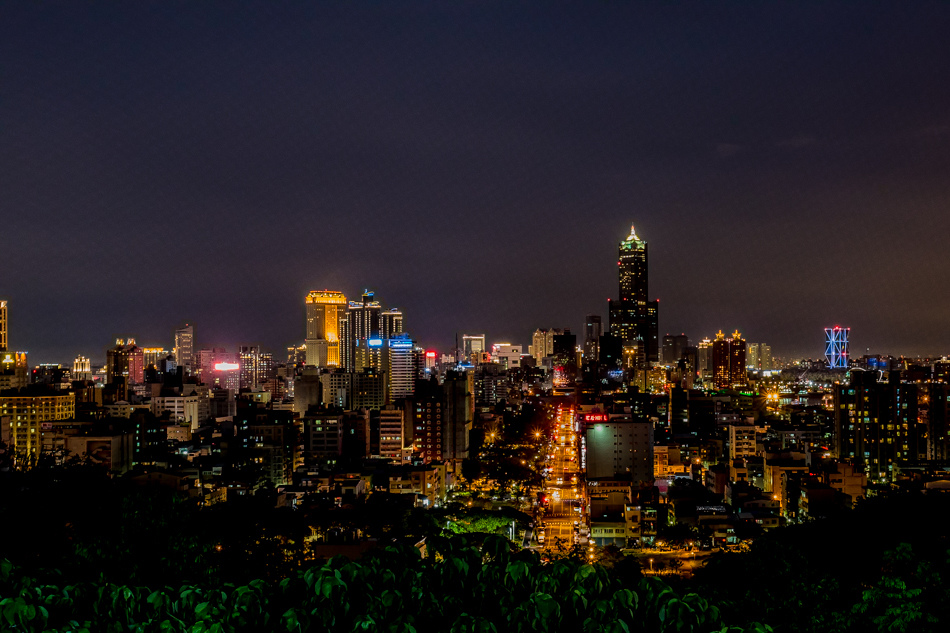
xmin=3 ymin=2 xmax=949 ymax=361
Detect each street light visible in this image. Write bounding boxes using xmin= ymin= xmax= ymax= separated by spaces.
xmin=649 ymin=558 xmax=654 ymax=573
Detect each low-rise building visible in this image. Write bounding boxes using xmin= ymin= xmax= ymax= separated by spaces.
xmin=303 ymin=412 xmax=344 ymax=462
xmin=65 ymin=432 xmax=135 ymax=474
xmin=388 ymin=464 xmax=446 ymax=507
xmin=152 ymin=395 xmax=202 ymax=431
xmin=822 ymin=461 xmax=867 ymax=507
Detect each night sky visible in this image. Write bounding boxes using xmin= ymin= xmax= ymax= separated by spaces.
xmin=3 ymin=2 xmax=949 ymax=364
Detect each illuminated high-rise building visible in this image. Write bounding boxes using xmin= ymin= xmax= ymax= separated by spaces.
xmin=747 ymin=343 xmax=760 ymax=370
xmin=608 ymin=225 xmax=659 ymax=365
xmin=349 ymin=291 xmax=381 ymax=339
xmin=730 ymin=330 xmax=746 ymax=384
xmin=72 ymin=355 xmax=92 ymax=382
xmin=584 ymin=315 xmax=602 ymax=365
xmin=552 ymin=330 xmax=577 ymax=387
xmin=353 ymin=337 xmax=385 ymax=374
xmin=195 ymin=348 xmax=226 ymax=380
xmin=340 ymin=291 xmax=381 ymax=370
xmin=928 ymin=382 xmax=950 ymax=462
xmin=835 ymin=369 xmax=924 ymax=481
xmin=107 ymin=339 xmax=145 ymax=386
xmin=0 ymin=352 xmax=28 ymax=389
xmin=662 ymin=333 xmax=689 ymax=365
xmin=209 ymin=357 xmax=241 ymax=393
xmin=387 ymin=335 xmax=423 ymax=401
xmin=379 ymin=406 xmax=406 ymax=461
xmin=491 ymin=343 xmax=522 ymax=370
xmin=0 ymin=300 xmax=7 ymax=351
xmin=142 ymin=348 xmax=169 ymax=369
xmin=305 ymin=290 xmax=347 ymax=367
xmin=239 ymin=345 xmax=262 ymax=389
xmin=529 ymin=328 xmax=562 ymax=360
xmin=174 ymin=324 xmax=194 ymax=373
xmin=287 ymin=343 xmax=307 ymax=366
xmin=381 ymin=308 xmax=404 ymax=340
xmin=462 ymin=334 xmax=486 ymax=364
xmin=825 ymin=326 xmax=850 ymax=369
xmin=712 ymin=331 xmax=731 ymax=389
xmin=338 ymin=316 xmax=352 ymax=370
xmin=584 ymin=418 xmax=654 ymax=484
xmin=745 ymin=342 xmax=773 ymax=371
xmin=258 ymin=352 xmax=274 ymax=384
xmin=711 ymin=330 xmax=747 ymax=388
xmin=697 ymin=338 xmax=713 ymax=380
xmin=0 ymin=351 xmax=23 ymax=390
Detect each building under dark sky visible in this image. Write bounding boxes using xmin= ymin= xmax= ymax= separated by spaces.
xmin=610 ymin=225 xmax=659 ymax=365
xmin=3 ymin=2 xmax=950 ymax=363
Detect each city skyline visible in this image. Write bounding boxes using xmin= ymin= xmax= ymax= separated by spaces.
xmin=2 ymin=244 xmax=945 ymax=366
xmin=4 ymin=3 xmax=950 ymax=362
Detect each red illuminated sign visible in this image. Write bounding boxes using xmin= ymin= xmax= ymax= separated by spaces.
xmin=585 ymin=414 xmax=607 ymax=422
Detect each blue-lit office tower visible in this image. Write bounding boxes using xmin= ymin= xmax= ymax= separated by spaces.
xmin=825 ymin=326 xmax=850 ymax=369
xmin=341 ymin=291 xmax=382 ymax=371
xmin=608 ymin=225 xmax=659 ymax=366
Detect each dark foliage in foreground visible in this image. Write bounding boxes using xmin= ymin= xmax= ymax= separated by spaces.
xmin=694 ymin=494 xmax=950 ymax=633
xmin=0 ymin=535 xmax=771 ymax=633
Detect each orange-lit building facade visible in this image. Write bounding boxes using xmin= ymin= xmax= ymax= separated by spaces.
xmin=305 ymin=290 xmax=347 ymax=367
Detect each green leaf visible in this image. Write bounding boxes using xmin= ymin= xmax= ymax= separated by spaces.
xmin=0 ymin=560 xmax=12 ymax=583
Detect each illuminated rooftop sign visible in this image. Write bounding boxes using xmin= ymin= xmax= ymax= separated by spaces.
xmin=214 ymin=362 xmax=240 ymax=371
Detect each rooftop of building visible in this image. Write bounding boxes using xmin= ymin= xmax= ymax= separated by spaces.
xmin=620 ymin=224 xmax=646 ymax=249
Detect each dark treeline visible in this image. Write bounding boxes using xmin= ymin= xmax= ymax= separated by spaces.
xmin=2 ymin=462 xmax=949 ymax=631
xmin=692 ymin=494 xmax=950 ymax=633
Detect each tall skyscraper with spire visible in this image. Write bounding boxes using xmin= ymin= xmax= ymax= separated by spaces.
xmin=608 ymin=225 xmax=659 ymax=366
